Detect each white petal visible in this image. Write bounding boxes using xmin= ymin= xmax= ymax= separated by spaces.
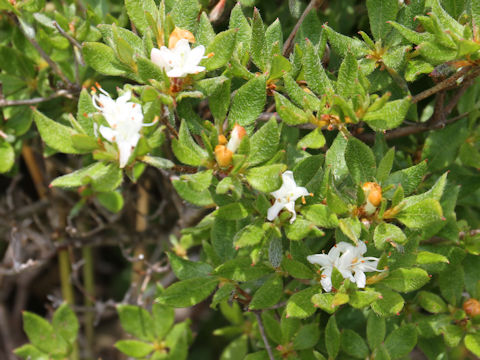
xmin=186 ymin=65 xmax=206 ymax=74
xmin=118 ymin=140 xmax=133 ymax=168
xmin=321 ymin=277 xmax=332 ymax=292
xmin=150 ymin=47 xmax=168 ymax=68
xmin=354 ymin=270 xmax=366 ymax=288
xmin=116 ymin=91 xmax=132 ymax=104
xmin=174 ymin=38 xmax=191 ymax=52
xmin=356 ymin=240 xmax=367 ymax=255
xmin=336 ymin=242 xmax=356 ymax=253
xmin=267 ymin=201 xmax=284 ymax=221
xmin=307 ymin=254 xmax=331 ymax=267
xmin=281 ymin=171 xmax=297 ymax=191
xmin=167 ymin=67 xmax=187 ymax=78
xmin=99 ymin=125 xmax=116 ymax=142
xmin=284 ymin=201 xmax=297 ymax=223
xmin=188 ymin=45 xmax=206 ymax=65
xmin=292 ymin=186 xmax=310 ymax=200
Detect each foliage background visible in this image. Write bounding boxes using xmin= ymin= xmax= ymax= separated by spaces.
xmin=0 ymin=0 xmax=480 ymax=359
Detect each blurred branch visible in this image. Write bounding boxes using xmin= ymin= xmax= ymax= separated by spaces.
xmin=0 ymin=89 xmax=75 ymax=107
xmin=254 ymin=311 xmax=275 ymax=360
xmin=283 ymin=0 xmax=325 ymax=57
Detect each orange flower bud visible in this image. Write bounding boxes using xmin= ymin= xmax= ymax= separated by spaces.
xmin=218 ymin=134 xmax=227 ymax=145
xmin=168 ymin=27 xmax=195 ymax=49
xmin=215 ymin=145 xmax=233 ymax=167
xmin=463 ymin=298 xmax=480 ymax=317
xmin=362 ymin=182 xmax=382 ymax=207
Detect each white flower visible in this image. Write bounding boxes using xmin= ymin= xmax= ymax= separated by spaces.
xmin=150 ymin=39 xmax=206 ymax=78
xmin=92 ymin=87 xmax=145 ymax=168
xmin=307 ymin=242 xmax=353 ymax=292
xmin=267 ymin=171 xmax=310 ymax=224
xmin=307 ymin=241 xmax=382 ymax=292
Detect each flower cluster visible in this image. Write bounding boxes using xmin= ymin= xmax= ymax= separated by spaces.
xmin=307 ymin=241 xmax=382 ymax=292
xmin=91 ymin=86 xmax=145 ymax=168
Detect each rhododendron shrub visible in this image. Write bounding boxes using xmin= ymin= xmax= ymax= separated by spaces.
xmin=1 ymin=0 xmax=480 ymax=359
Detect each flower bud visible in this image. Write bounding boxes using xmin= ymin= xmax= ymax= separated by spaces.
xmin=218 ymin=134 xmax=227 ymax=145
xmin=209 ymin=0 xmax=226 ymax=22
xmin=463 ymin=298 xmax=480 ymax=317
xmin=215 ymin=145 xmax=233 ymax=168
xmin=362 ymin=182 xmax=382 ymax=215
xmin=169 ymin=27 xmax=195 ymax=49
xmin=227 ymin=124 xmax=246 ymax=153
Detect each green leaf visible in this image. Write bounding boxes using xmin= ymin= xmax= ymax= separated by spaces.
xmin=395 ymin=198 xmax=443 ymax=229
xmin=338 ymin=218 xmax=361 ymax=243
xmin=371 ymin=287 xmax=405 ymax=316
xmin=168 ymin=252 xmax=213 ymax=280
xmin=323 ymin=25 xmax=369 ymax=58
xmin=302 ymin=204 xmax=339 ymax=228
xmin=293 ymin=324 xmax=320 ymax=350
xmin=246 ymin=164 xmax=286 ymax=193
xmin=311 ymin=293 xmax=337 ymax=314
xmin=432 ymin=0 xmax=464 ymax=35
xmin=229 ymin=75 xmax=266 ymax=128
xmin=274 ymin=92 xmax=310 ymax=125
xmin=216 ymin=203 xmax=248 ymax=220
xmin=383 ymin=268 xmax=430 ymax=293
xmin=23 ymin=312 xmax=68 ymax=355
xmin=124 ymin=0 xmax=157 ymax=35
xmin=115 ymin=340 xmax=154 ymax=358
xmin=220 ymin=335 xmax=248 ymax=360
xmin=171 ymin=0 xmax=201 ymax=33
xmin=214 ymin=257 xmax=272 ymax=281
xmin=117 ymin=305 xmax=155 ymax=341
xmin=349 ymin=289 xmax=382 ymax=309
xmin=388 ymin=21 xmax=435 ymax=45
xmin=325 ymin=315 xmax=341 ymax=359
xmin=51 ymin=162 xmax=122 ymax=192
xmin=249 ymin=117 xmax=280 ymax=166
xmin=83 ymin=42 xmax=127 ymax=76
xmin=234 ymin=222 xmax=265 ymax=248
xmin=374 ymin=223 xmax=406 ymax=250
xmin=337 ymin=52 xmax=358 ymax=98
xmin=385 ymin=324 xmax=417 ymax=359
xmin=52 ymin=304 xmax=79 ymax=345
xmin=363 ymin=98 xmax=411 ymax=131
xmin=152 ymin=303 xmax=174 ymax=339
xmin=303 ymin=40 xmax=333 ymax=95
xmin=416 ymin=251 xmax=449 ymax=265
xmin=345 ymin=137 xmax=376 ymax=184
xmin=141 ymin=155 xmax=174 ymax=169
xmin=282 ymin=257 xmax=314 ymax=279
xmin=249 ymin=275 xmax=283 ymax=310
xmin=13 ymin=345 xmax=48 ymax=360
xmin=367 ymin=312 xmax=386 ymax=350
xmin=384 ymin=160 xmax=427 ymax=197
xmin=211 ymin=217 xmax=236 ymax=260
xmin=438 ymin=265 xmax=464 ymax=305
xmin=202 ymin=29 xmax=237 ymax=71
xmin=97 ymin=191 xmax=124 ymax=213
xmin=376 ymin=148 xmax=395 ymax=184
xmin=33 ymin=110 xmax=84 ymax=154
xmin=172 ymin=178 xmax=213 ymax=206
xmin=465 ymin=333 xmax=480 ymax=358
xmin=283 ymin=73 xmax=323 ymax=111
xmin=298 ymin=128 xmax=326 ymax=150
xmin=250 ymin=8 xmax=267 ymax=71
xmin=156 ymin=277 xmax=219 ymax=307
xmin=366 ymin=0 xmax=399 ymax=40
xmin=0 ymin=141 xmax=14 ymax=173
xmin=417 ymin=291 xmax=448 ymax=313
xmin=229 ymin=3 xmax=251 ymax=45
xmin=172 ymin=119 xmax=207 ymax=166
xmin=286 ymin=286 xmax=321 ymax=319
xmin=341 ymin=329 xmax=369 ymax=359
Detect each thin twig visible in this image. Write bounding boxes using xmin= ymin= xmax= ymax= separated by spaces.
xmin=254 ymin=311 xmax=275 ymax=360
xmin=52 ymin=20 xmax=85 ymax=69
xmin=411 ymin=66 xmax=477 ymax=104
xmin=283 ymin=0 xmax=324 ymax=57
xmin=0 ymin=89 xmax=74 ymax=107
